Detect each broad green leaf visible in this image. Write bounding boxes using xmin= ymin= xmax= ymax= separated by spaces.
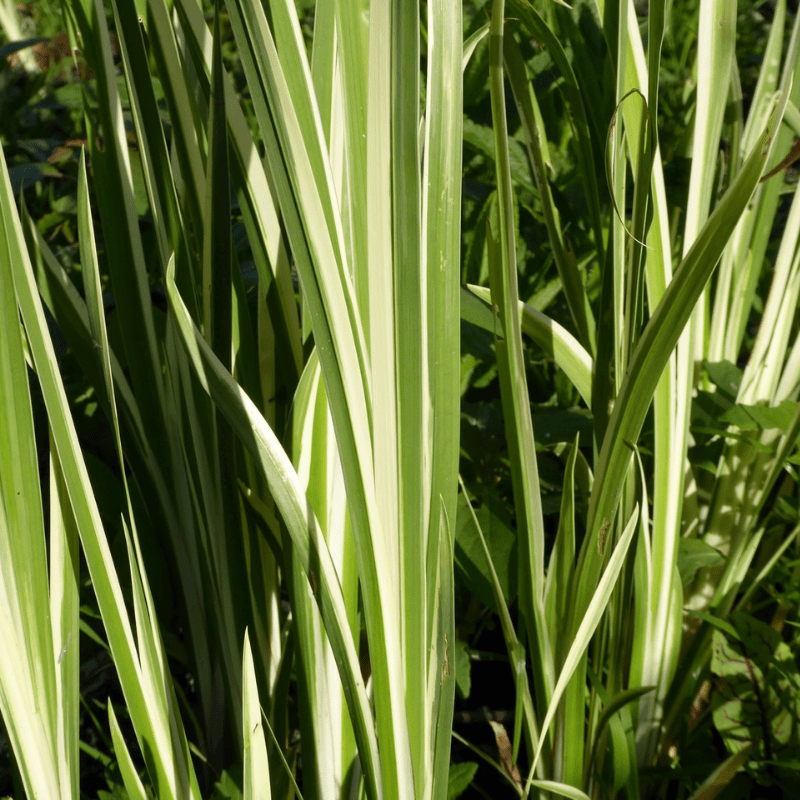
xmin=677 ymin=539 xmax=726 ymax=585
xmin=719 ymin=400 xmax=800 ymax=432
xmin=455 ymin=493 xmax=517 ymax=609
xmin=7 ymin=162 xmax=63 ymax=190
xmin=710 ymin=614 xmax=800 ymax=781
xmin=704 ymin=360 xmax=744 ymax=400
xmin=463 ymin=118 xmax=536 ymax=196
xmin=447 ymin=762 xmax=477 ymax=800
xmin=454 ymin=640 xmax=472 ymax=701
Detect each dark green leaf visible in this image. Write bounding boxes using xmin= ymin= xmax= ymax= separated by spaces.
xmin=711 ymin=614 xmax=800 ymax=782
xmin=532 ymin=408 xmax=593 ymax=447
xmin=7 ymin=163 xmax=63 ymax=191
xmin=720 ymin=400 xmax=800 ymax=432
xmin=447 ymin=761 xmax=479 ymax=800
xmin=0 ymin=37 xmax=49 ymax=60
xmin=677 ymin=539 xmax=725 ymax=585
xmin=463 ymin=118 xmax=536 ymax=197
xmin=704 ymin=360 xmax=743 ymax=401
xmin=454 ymin=639 xmax=472 ymax=700
xmin=455 ymin=493 xmax=517 ymax=610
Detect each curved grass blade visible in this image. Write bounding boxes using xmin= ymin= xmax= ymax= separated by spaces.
xmin=524 ymin=504 xmax=640 ymax=793
xmin=174 ymin=0 xmax=303 ymax=379
xmin=506 ymin=0 xmax=604 ymax=256
xmin=6 ymin=149 xmax=199 ymax=800
xmin=62 ymin=0 xmax=168 ymax=447
xmin=504 ymin=31 xmax=595 ymax=354
xmin=574 ymin=89 xmax=791 ymax=624
xmin=221 ymin=3 xmax=414 ymax=793
xmin=165 ymin=257 xmax=382 ymax=800
xmin=464 ymin=286 xmax=593 ymax=408
xmin=77 ymin=140 xmax=203 ymax=799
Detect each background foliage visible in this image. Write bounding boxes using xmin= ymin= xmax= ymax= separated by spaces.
xmin=1 ymin=0 xmax=800 ymax=798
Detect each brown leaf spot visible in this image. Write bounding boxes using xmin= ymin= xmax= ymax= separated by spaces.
xmin=489 ymin=720 xmax=522 ymax=791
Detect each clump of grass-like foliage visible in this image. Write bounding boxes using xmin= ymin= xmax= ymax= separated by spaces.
xmin=1 ymin=1 xmax=799 ymax=798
